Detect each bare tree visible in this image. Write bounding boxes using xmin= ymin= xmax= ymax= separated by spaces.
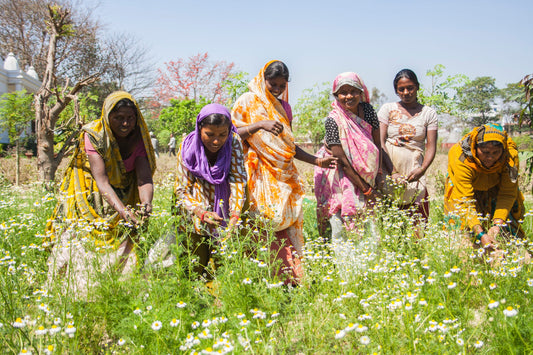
xmin=1 ymin=0 xmax=155 ymax=183
xmin=34 ymin=4 xmax=101 ymax=184
xmin=102 ymin=33 xmax=155 ymax=97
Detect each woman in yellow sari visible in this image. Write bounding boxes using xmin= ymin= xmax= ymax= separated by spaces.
xmin=232 ymin=60 xmax=336 ymax=284
xmin=445 ymin=124 xmax=524 ymax=249
xmin=45 ymin=91 xmax=156 ymax=298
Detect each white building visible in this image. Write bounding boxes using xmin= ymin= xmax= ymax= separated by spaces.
xmin=0 ymin=53 xmax=41 ymax=144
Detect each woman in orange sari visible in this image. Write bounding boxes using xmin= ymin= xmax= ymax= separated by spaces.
xmin=231 ymin=60 xmax=336 ymax=284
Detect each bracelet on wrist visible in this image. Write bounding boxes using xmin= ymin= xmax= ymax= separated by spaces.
xmin=363 ymin=186 xmax=373 ymax=196
xmin=200 ymin=210 xmax=207 ymax=222
xmin=475 ymin=231 xmax=486 ymax=241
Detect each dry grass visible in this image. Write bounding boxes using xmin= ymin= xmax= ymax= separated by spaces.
xmin=1 ymin=149 xmax=528 ymax=203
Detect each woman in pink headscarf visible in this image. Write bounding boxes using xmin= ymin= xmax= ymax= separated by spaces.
xmin=314 ymin=72 xmax=381 ymax=242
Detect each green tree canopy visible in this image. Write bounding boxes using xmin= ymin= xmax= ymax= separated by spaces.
xmin=418 ymin=64 xmax=470 ymax=116
xmin=157 ymin=98 xmax=209 ymax=138
xmin=221 ymin=71 xmax=250 ymax=108
xmin=0 ymin=90 xmax=34 ymax=145
xmin=0 ymin=89 xmax=35 ymax=185
xmin=293 ymin=82 xmax=331 ymax=145
xmin=457 ymin=76 xmax=499 ymax=126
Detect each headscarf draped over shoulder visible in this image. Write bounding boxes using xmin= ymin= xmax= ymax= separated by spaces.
xmin=459 ymin=123 xmax=518 ymax=179
xmin=332 ymin=72 xmax=370 ymax=103
xmin=83 ymin=91 xmax=156 ymax=186
xmin=231 ymin=61 xmax=304 ymax=246
xmin=45 ymin=91 xmax=156 ymax=246
xmin=181 ymin=103 xmax=235 ymax=223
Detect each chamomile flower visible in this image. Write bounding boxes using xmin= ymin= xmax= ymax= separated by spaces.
xmin=35 ymin=325 xmax=47 ymax=335
xmin=242 ymin=278 xmax=252 ymax=285
xmin=151 ymin=321 xmax=162 ymax=331
xmin=355 ymin=324 xmax=368 ymax=333
xmin=488 ymin=300 xmax=499 ymax=309
xmin=359 ymin=335 xmax=370 ymax=345
xmin=65 ymin=324 xmax=76 ymax=337
xmin=170 ymin=318 xmax=180 ymax=327
xmin=335 ymin=329 xmax=346 ymax=339
xmin=49 ymin=325 xmax=61 ymax=334
xmin=473 ymin=340 xmax=484 ymax=348
xmin=503 ymin=306 xmax=518 ymax=317
xmin=266 ymin=319 xmax=277 ymax=327
xmin=12 ymin=318 xmax=25 ymax=328
xmin=176 ymin=301 xmax=187 ymax=308
xmin=118 ymin=338 xmax=126 ymax=346
xmin=448 ymin=282 xmax=457 ymax=289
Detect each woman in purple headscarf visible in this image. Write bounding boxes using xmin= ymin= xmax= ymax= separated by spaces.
xmin=174 ymin=103 xmax=247 ymax=277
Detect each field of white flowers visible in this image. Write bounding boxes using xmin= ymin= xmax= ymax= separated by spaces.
xmin=1 ymin=175 xmax=533 ymax=354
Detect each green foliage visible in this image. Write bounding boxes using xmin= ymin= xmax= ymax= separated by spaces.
xmin=1 ymin=185 xmax=533 ymax=353
xmin=221 ymin=71 xmax=249 ymax=108
xmin=418 ymin=64 xmax=470 ymax=116
xmin=293 ymin=82 xmax=331 ymax=145
xmin=369 ymin=87 xmax=387 ymax=109
xmin=50 ymin=91 xmax=100 ymax=153
xmin=500 ymin=82 xmax=526 ymax=116
xmin=457 ymin=76 xmax=500 ymax=126
xmin=0 ymin=90 xmax=34 ymax=145
xmin=519 ymin=74 xmax=533 ymax=126
xmin=158 ymin=99 xmax=209 ymax=137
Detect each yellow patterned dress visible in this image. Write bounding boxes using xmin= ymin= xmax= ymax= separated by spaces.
xmin=45 ymin=91 xmax=156 ymax=298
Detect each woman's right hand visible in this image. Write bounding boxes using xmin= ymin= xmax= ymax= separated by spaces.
xmin=120 ymin=207 xmax=140 ymax=227
xmin=197 ymin=210 xmax=223 ymax=226
xmin=260 ymin=120 xmax=284 ymax=136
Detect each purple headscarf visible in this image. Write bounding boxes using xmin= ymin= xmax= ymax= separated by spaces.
xmin=181 ymin=103 xmax=234 ymax=225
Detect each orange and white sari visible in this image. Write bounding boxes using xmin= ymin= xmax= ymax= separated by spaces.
xmin=231 ymin=61 xmax=304 ymax=281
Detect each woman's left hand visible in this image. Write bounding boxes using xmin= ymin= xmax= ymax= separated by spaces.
xmin=487 ymin=225 xmax=501 ymax=241
xmin=318 ymin=156 xmax=338 ymax=169
xmin=407 ymin=167 xmax=425 ymax=182
xmin=138 ymin=203 xmax=152 ymax=217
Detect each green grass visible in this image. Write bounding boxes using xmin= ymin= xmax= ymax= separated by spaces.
xmin=1 ymin=185 xmax=533 ymax=354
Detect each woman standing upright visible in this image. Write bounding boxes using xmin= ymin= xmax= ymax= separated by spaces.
xmin=378 ymin=69 xmax=438 ymax=222
xmin=232 ymin=60 xmax=336 ymax=284
xmin=314 ymin=72 xmax=381 ymax=241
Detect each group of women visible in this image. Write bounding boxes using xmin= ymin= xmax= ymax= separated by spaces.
xmin=45 ymin=61 xmax=526 ymax=297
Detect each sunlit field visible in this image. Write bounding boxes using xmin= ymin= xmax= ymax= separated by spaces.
xmin=1 ymin=153 xmax=533 ymax=354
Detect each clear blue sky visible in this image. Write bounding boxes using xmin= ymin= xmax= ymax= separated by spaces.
xmin=93 ymin=0 xmax=532 ymax=104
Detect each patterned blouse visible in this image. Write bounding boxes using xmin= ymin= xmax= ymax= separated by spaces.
xmin=377 ymin=102 xmax=438 ymax=152
xmin=324 ymin=102 xmax=379 ymax=146
xmin=174 ymin=132 xmax=247 ymax=234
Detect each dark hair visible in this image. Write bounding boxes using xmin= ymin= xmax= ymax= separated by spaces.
xmin=393 ymin=69 xmax=420 ymax=91
xmin=477 ymin=141 xmax=504 ymax=149
xmin=111 ymin=98 xmax=137 ymax=115
xmin=199 ymin=113 xmax=232 ymax=129
xmin=264 ymin=61 xmax=290 ymax=81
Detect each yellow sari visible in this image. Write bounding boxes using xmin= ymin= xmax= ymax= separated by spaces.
xmin=45 ymin=91 xmax=156 ymax=297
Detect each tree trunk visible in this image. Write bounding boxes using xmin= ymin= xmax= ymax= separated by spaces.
xmin=33 ymin=5 xmax=100 ymax=185
xmin=35 ymin=98 xmax=58 ymax=183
